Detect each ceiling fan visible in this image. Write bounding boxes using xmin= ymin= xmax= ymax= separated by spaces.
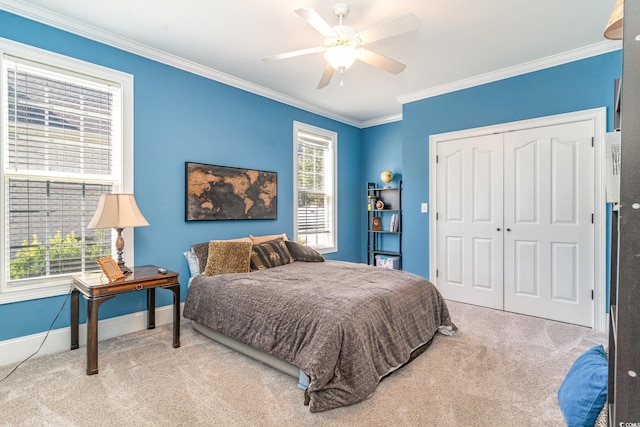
xmin=261 ymin=3 xmax=421 ymax=89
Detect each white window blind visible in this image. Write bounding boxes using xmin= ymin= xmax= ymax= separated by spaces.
xmin=294 ymin=122 xmax=337 ymax=252
xmin=2 ymin=54 xmax=120 ymax=288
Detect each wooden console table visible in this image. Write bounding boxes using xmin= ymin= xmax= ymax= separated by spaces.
xmin=70 ymin=265 xmax=180 ymax=375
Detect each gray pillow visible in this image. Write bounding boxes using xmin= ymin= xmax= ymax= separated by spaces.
xmin=191 ymin=242 xmax=210 ymax=274
xmin=285 ymin=240 xmax=325 ymax=262
xmin=250 ymin=238 xmax=294 ymax=271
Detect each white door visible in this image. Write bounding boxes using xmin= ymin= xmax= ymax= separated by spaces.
xmin=436 ymin=134 xmax=504 ymax=309
xmin=503 ymin=121 xmax=594 ymax=326
xmin=435 ymin=120 xmax=594 ymax=327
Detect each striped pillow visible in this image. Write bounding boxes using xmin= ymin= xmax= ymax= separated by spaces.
xmin=250 ymin=238 xmax=294 ymax=271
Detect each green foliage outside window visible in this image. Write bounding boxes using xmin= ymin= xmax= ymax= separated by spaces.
xmin=9 ymin=230 xmax=109 ymax=280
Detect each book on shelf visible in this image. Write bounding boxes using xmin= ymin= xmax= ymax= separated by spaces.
xmin=389 ymin=214 xmax=399 ymax=232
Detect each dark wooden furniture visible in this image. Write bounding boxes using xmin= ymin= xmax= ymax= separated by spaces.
xmin=367 ymin=180 xmax=402 ymax=269
xmin=608 ymin=0 xmax=640 ymax=422
xmin=70 ymin=265 xmax=180 ymax=375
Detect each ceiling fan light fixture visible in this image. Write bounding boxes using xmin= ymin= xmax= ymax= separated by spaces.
xmin=324 ymin=45 xmax=360 ymax=71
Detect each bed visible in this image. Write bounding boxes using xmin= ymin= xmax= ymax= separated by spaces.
xmin=182 ymin=238 xmax=455 ymax=412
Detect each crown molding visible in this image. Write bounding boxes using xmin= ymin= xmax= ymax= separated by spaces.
xmin=360 ymin=113 xmax=402 ymax=128
xmin=397 ymin=40 xmax=622 ymax=105
xmin=0 ymin=0 xmax=362 ymax=128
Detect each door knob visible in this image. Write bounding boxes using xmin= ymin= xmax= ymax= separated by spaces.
xmin=497 ymin=228 xmax=501 ymax=231
xmin=507 ymin=228 xmax=512 ymax=232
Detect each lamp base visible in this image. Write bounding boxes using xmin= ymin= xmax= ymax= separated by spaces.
xmin=118 ymin=262 xmax=132 ymax=275
xmin=114 ymin=227 xmax=131 ymax=274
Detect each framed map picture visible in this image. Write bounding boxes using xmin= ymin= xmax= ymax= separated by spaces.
xmin=185 ymin=162 xmax=277 ymax=221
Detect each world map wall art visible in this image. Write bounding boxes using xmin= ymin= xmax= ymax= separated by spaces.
xmin=185 ymin=162 xmax=277 ymax=221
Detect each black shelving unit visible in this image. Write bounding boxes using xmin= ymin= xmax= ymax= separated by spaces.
xmin=608 ymin=0 xmax=640 ymax=422
xmin=367 ymin=180 xmax=402 ymax=269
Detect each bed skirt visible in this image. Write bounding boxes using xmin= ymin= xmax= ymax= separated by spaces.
xmin=191 ymin=320 xmax=310 ymax=390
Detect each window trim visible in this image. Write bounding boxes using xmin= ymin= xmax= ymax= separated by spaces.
xmin=0 ymin=38 xmax=134 ymax=304
xmin=293 ymin=121 xmax=338 ymax=254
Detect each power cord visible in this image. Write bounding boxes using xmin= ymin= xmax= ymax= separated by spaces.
xmin=0 ymin=287 xmax=72 ymax=383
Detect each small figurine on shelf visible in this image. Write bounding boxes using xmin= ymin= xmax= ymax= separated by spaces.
xmin=372 ymin=216 xmax=382 ymax=231
xmin=367 ymin=195 xmax=376 ymax=211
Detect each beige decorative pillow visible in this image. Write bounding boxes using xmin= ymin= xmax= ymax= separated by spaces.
xmin=203 ymin=240 xmax=253 ymax=276
xmin=250 ymin=233 xmax=288 ymax=244
xmin=250 ymin=238 xmax=294 ymax=271
xmin=192 ymin=237 xmax=251 ymax=273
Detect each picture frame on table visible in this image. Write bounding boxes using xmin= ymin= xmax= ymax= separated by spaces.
xmin=96 ymin=256 xmax=125 ymax=282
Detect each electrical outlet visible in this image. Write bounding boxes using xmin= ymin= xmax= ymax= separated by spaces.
xmin=421 ymin=203 xmax=428 ymax=213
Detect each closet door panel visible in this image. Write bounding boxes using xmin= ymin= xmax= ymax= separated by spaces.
xmin=503 ymin=121 xmax=593 ymax=326
xmin=436 ymin=134 xmax=503 ymax=309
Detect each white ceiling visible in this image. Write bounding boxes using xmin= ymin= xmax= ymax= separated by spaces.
xmin=0 ymin=0 xmax=620 ymax=127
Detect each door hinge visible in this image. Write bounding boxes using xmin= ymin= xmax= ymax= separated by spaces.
xmin=591 ymin=213 xmax=594 ymax=224
xmin=436 ymin=155 xmax=439 ymax=163
xmin=436 ymin=212 xmax=439 ymax=220
xmin=436 ymin=269 xmax=439 ymax=278
xmin=591 ymin=290 xmax=594 ymax=300
xmin=591 ymin=137 xmax=594 ymax=147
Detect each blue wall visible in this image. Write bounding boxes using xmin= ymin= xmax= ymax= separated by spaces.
xmin=399 ymin=51 xmax=622 ymax=278
xmin=360 ymin=122 xmax=403 ymax=261
xmin=0 ymin=9 xmax=622 ymax=343
xmin=0 ymin=11 xmax=362 ymax=341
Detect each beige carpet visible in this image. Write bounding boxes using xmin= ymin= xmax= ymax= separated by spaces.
xmin=0 ymin=301 xmax=606 ymax=426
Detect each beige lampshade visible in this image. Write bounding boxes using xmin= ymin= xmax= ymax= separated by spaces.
xmin=87 ymin=194 xmax=150 ymax=229
xmin=604 ymin=0 xmax=623 ymax=40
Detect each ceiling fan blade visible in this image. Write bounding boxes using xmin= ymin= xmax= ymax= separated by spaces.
xmin=317 ymin=64 xmax=334 ymax=89
xmin=358 ymin=49 xmax=406 ymax=74
xmin=261 ymin=46 xmax=325 ymax=62
xmin=358 ymin=13 xmax=421 ymax=44
xmin=295 ymin=8 xmax=337 ymax=38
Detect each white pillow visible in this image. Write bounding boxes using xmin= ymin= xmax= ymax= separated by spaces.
xmin=183 ymin=251 xmax=200 ymax=277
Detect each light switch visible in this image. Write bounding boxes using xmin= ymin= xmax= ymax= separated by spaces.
xmin=421 ymin=203 xmax=428 ymax=213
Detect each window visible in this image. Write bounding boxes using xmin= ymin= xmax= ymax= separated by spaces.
xmin=1 ymin=40 xmax=133 ymax=303
xmin=293 ymin=121 xmax=337 ymax=253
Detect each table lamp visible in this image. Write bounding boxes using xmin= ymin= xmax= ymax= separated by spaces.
xmin=87 ymin=193 xmax=149 ymax=274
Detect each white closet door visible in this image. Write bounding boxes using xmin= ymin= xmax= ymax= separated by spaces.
xmin=436 ymin=134 xmax=504 ymax=309
xmin=503 ymin=121 xmax=594 ymax=326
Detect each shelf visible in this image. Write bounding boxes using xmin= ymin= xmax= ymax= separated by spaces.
xmin=367 ymin=180 xmax=402 ymax=270
xmin=608 ymin=8 xmax=640 ymax=420
xmin=368 ymin=187 xmax=400 ymax=191
xmin=369 ymin=250 xmax=401 ymax=257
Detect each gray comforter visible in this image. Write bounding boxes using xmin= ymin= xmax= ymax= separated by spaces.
xmin=183 ymin=261 xmax=454 ymax=412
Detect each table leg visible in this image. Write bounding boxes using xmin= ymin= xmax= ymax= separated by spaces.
xmin=70 ymin=289 xmax=79 ymax=350
xmin=147 ymin=287 xmax=155 ymax=329
xmin=86 ymin=295 xmax=114 ymax=375
xmin=166 ymin=284 xmax=181 ymax=348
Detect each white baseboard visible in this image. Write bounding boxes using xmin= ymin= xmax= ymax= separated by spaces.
xmin=0 ymin=303 xmax=185 ymax=367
